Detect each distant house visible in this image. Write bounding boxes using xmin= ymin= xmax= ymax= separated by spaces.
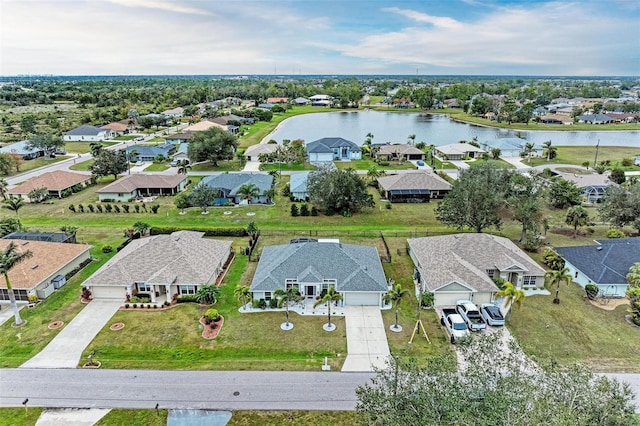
xmin=408 ymin=233 xmax=545 ymax=306
xmin=161 ymin=107 xmax=184 ymax=118
xmin=183 ymin=120 xmax=227 ymax=132
xmin=126 ymin=144 xmax=175 ymax=162
xmin=7 ymin=170 xmax=92 ymax=202
xmin=634 ymin=156 xmax=640 ymax=166
xmin=0 ymin=140 xmax=45 ymax=160
xmin=101 ymin=121 xmax=130 ymax=136
xmin=244 ymin=144 xmax=278 ymax=161
xmin=266 ymin=97 xmax=288 ymax=104
xmin=309 ymin=94 xmax=331 ymax=107
xmin=0 ymin=239 xmax=91 ymax=301
xmin=97 ymin=174 xmax=188 ymax=202
xmin=606 ymin=113 xmax=637 ymax=123
xmin=293 ymin=97 xmax=310 ymax=105
xmin=165 ymin=132 xmax=193 ymax=144
xmin=576 ymin=114 xmax=614 ymax=124
xmin=199 ymin=173 xmax=274 ymax=204
xmin=85 ymin=231 xmax=232 ymax=302
xmin=257 ymin=103 xmax=274 ymax=110
xmin=377 ymin=171 xmax=451 ymax=203
xmin=435 ymin=143 xmax=485 ymax=160
xmin=480 ymin=138 xmax=542 ymax=158
xmin=539 ymin=114 xmax=573 ymax=125
xmin=64 ymin=125 xmax=112 ymax=142
xmin=556 ymin=238 xmax=640 ymax=298
xmin=306 ymin=137 xmax=362 ymax=163
xmin=250 ymin=240 xmax=389 ymax=307
xmin=375 ymin=144 xmax=425 ymax=161
xmin=552 ymin=171 xmax=613 ymax=203
xmin=443 ymin=98 xmax=460 ymax=108
xmin=172 ymin=143 xmax=189 ymax=162
xmin=290 ymin=171 xmax=310 ymax=200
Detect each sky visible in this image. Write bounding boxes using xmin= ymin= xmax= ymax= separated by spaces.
xmin=1 ymin=0 xmax=639 ymax=76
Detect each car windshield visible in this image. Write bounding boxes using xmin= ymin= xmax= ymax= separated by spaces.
xmin=453 ymin=322 xmax=467 ymax=331
xmin=486 ymin=307 xmax=502 ymax=318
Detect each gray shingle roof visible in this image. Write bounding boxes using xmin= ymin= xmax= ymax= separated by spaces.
xmin=200 ymin=173 xmax=273 ymax=196
xmin=377 ymin=171 xmax=451 ymax=192
xmin=408 ymin=234 xmax=545 ymax=292
xmin=289 ymin=172 xmax=310 ymax=194
xmin=250 ymin=242 xmax=388 ymax=293
xmin=377 ymin=144 xmax=424 ymax=156
xmin=64 ymin=125 xmax=104 ymax=136
xmin=307 ymin=137 xmax=361 ymax=154
xmin=85 ymin=231 xmax=232 ymax=286
xmin=556 ymin=238 xmax=640 ymax=285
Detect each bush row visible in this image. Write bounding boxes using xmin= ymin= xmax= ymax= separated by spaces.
xmin=69 ymin=203 xmax=159 ymax=214
xmin=65 ymin=258 xmax=93 ymax=281
xmin=290 ymin=204 xmax=318 ymax=217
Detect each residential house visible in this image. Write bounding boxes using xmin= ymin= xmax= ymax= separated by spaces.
xmin=199 ymin=172 xmax=274 ymax=205
xmin=0 ymin=140 xmax=45 ymax=160
xmin=539 ymin=114 xmax=574 ymax=125
xmin=7 ymin=170 xmax=92 ymax=202
xmin=3 ymin=231 xmax=77 ymax=244
xmin=576 ymin=114 xmax=614 ymax=124
xmin=172 ymin=143 xmax=189 ymax=162
xmin=244 ymin=144 xmax=278 ymax=161
xmin=101 ymin=121 xmax=130 ymax=136
xmin=0 ymin=239 xmax=91 ymax=301
xmin=250 ymin=240 xmax=389 ymax=307
xmin=552 ymin=171 xmax=613 ymax=203
xmin=161 ymin=107 xmax=184 ymax=118
xmin=257 ymin=103 xmax=274 ymax=110
xmin=85 ymin=231 xmax=232 ymax=302
xmin=443 ymin=98 xmax=460 ymax=108
xmin=293 ymin=97 xmax=310 ymax=105
xmin=126 ymin=144 xmax=175 ymax=162
xmin=267 ymin=97 xmax=289 ymax=104
xmin=556 ymin=238 xmax=640 ymax=298
xmin=64 ymin=125 xmax=112 ymax=142
xmin=408 ymin=233 xmax=545 ymax=306
xmin=183 ymin=120 xmax=228 ymax=133
xmin=375 ymin=144 xmax=425 ymax=161
xmin=377 ymin=171 xmax=451 ymax=203
xmin=289 ymin=171 xmax=310 ymax=200
xmin=634 ymin=156 xmax=640 ymax=166
xmin=165 ymin=132 xmax=193 ymax=144
xmin=309 ymin=94 xmax=331 ymax=107
xmin=435 ymin=143 xmax=486 ymax=160
xmin=97 ymin=174 xmax=188 ymax=202
xmin=481 ymin=138 xmax=542 ymax=158
xmin=306 ymin=137 xmax=362 ymax=163
xmin=606 ymin=113 xmax=637 ymax=123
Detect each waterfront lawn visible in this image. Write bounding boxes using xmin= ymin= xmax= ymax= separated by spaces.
xmin=0 ymin=231 xmax=126 ymax=367
xmin=228 ymin=411 xmax=362 ymax=425
xmin=508 ymin=281 xmax=640 ymax=372
xmin=335 ymin=159 xmax=417 ymax=171
xmin=95 ymin=409 xmax=168 ymax=426
xmin=529 ymin=146 xmax=640 ymax=169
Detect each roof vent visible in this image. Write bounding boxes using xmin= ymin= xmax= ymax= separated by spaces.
xmin=21 ymin=241 xmax=29 ymax=246
xmin=31 ymin=264 xmax=38 ymax=270
xmin=596 ymin=246 xmax=603 ymax=251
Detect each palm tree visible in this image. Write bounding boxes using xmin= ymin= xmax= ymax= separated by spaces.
xmin=274 ymin=286 xmax=302 ymax=329
xmin=195 ymin=284 xmax=220 ymax=305
xmin=313 ymin=285 xmax=343 ymax=330
xmin=177 ymin=160 xmax=191 ymax=174
xmin=495 ymin=282 xmax=525 ymax=321
xmin=236 ymin=183 xmax=260 ymax=204
xmin=132 ymin=221 xmax=149 ymax=236
xmin=262 ymin=188 xmax=276 ymax=204
xmin=490 ymin=148 xmax=501 ymax=160
xmin=0 ymin=242 xmax=33 ymax=325
xmin=0 ymin=178 xmax=8 ymax=200
xmin=627 ymin=262 xmax=640 ymax=289
xmin=545 ymin=267 xmax=572 ymax=304
xmin=523 ymin=142 xmax=535 ymax=164
xmin=408 ymin=134 xmax=416 ymax=145
xmin=543 ymin=140 xmax=552 ymax=161
xmin=367 ymin=166 xmax=384 ymax=183
xmin=365 ymin=132 xmax=374 ymax=147
xmin=383 ymin=282 xmax=407 ymax=331
xmin=4 ymin=197 xmax=24 ymax=220
xmin=565 ymin=206 xmax=589 ymax=237
xmin=234 ymin=285 xmax=251 ymax=310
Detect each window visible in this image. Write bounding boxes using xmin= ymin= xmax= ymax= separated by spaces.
xmin=0 ymin=288 xmax=28 ymax=301
xmin=264 ymin=291 xmax=272 ymax=301
xmin=575 ymin=271 xmax=578 ymax=278
xmin=285 ymin=279 xmax=298 ymax=290
xmin=179 ymin=285 xmax=196 ymax=295
xmin=486 ymin=269 xmax=496 ymax=278
xmin=522 ymin=276 xmax=537 ymax=287
xmin=137 ymin=283 xmax=152 ymax=293
xmin=322 ymin=279 xmax=336 ymax=291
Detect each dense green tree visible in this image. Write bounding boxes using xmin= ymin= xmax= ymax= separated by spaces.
xmin=27 ymin=133 xmax=65 ymax=153
xmin=0 ymin=242 xmax=33 ymax=325
xmin=188 ymin=127 xmax=239 ymax=166
xmin=189 ymin=184 xmax=219 ymax=213
xmin=132 ymin=221 xmax=149 ymax=236
xmin=307 ymin=166 xmax=374 ymax=216
xmin=195 ymin=284 xmax=220 ymax=305
xmin=436 ymin=162 xmax=513 ymax=233
xmin=20 ymin=114 xmax=37 ymax=134
xmin=598 ymin=184 xmax=640 ymax=232
xmin=610 ymin=169 xmax=626 ymax=185
xmin=565 ymin=205 xmax=590 ymax=237
xmin=174 ymin=192 xmax=190 ymax=214
xmin=508 ymin=172 xmax=546 ymax=242
xmin=137 ymin=116 xmax=155 ymax=132
xmin=626 ymin=263 xmax=640 ymax=289
xmin=0 ymin=178 xmax=8 ymax=200
xmin=90 ymin=149 xmax=128 ymax=180
xmin=0 ymin=154 xmax=15 ymax=175
xmin=548 ymin=178 xmax=582 ymax=208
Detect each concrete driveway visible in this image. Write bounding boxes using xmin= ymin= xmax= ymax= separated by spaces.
xmin=21 ymin=300 xmax=121 ymax=369
xmin=341 ymin=306 xmax=390 ymax=372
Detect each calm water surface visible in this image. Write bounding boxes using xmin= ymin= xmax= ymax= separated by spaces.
xmin=264 ymin=111 xmax=640 ymax=147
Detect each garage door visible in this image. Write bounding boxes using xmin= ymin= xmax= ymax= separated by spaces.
xmin=435 ymin=292 xmax=472 ymax=307
xmin=344 ymin=292 xmax=379 ymax=306
xmin=91 ymin=286 xmax=125 ymax=300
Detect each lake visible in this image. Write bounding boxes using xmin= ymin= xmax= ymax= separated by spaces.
xmin=264 ymin=111 xmax=640 ymax=147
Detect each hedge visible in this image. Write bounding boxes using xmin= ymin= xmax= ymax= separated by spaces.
xmin=176 ymin=295 xmax=198 ymax=303
xmin=150 ymin=226 xmax=248 ymax=237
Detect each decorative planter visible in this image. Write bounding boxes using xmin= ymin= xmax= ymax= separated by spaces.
xmin=110 ymin=322 xmax=125 ymax=331
xmin=48 ymin=321 xmax=64 ymax=330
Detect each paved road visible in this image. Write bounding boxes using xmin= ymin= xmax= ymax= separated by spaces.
xmin=0 ymin=369 xmax=374 ymax=411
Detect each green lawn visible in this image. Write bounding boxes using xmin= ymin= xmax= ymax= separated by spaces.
xmin=529 ymin=146 xmax=640 ymax=170
xmin=113 ymin=135 xmax=137 ymax=141
xmin=228 ymin=411 xmax=362 ymax=426
xmin=94 ymin=409 xmax=168 ymax=426
xmin=65 ymin=141 xmax=118 ymax=154
xmin=1 ymin=156 xmax=70 ymax=177
xmin=0 ymin=407 xmax=43 ymax=426
xmin=260 ymin=162 xmax=315 ymax=172
xmin=143 ymin=162 xmax=170 ymax=172
xmin=68 ymin=159 xmax=94 ymax=171
xmin=335 ymin=158 xmax=417 ymax=171
xmin=189 ymin=160 xmax=243 ymax=172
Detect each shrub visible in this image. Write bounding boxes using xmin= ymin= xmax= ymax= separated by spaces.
xmin=291 ymin=204 xmax=299 ymax=217
xmin=113 ymin=205 xmax=121 ymax=213
xmin=134 ymin=205 xmax=140 ymax=213
xmin=28 ymin=294 xmax=38 ymax=304
xmin=311 ymin=206 xmax=318 ymax=216
xmin=64 ymin=258 xmax=92 ymax=281
xmin=78 ymin=204 xmax=84 ymax=213
xmin=176 ymin=295 xmax=198 ymax=303
xmin=493 ymin=277 xmax=507 ymax=290
xmin=269 ymin=298 xmax=278 ymax=309
xmin=164 ymin=301 xmax=170 ymax=307
xmin=542 ymin=247 xmax=565 ymax=271
xmin=133 ymin=303 xmax=137 ymax=309
xmin=300 ymin=204 xmax=309 ymax=216
xmin=585 ymin=284 xmax=599 ymax=300
xmin=607 ymin=228 xmax=626 ymax=239
xmin=102 ymin=245 xmax=113 ymax=253
xmin=147 ymin=304 xmax=151 ymax=309
xmin=385 ymin=201 xmax=392 ymax=209
xmin=257 ymin=299 xmax=267 ymax=309
xmin=282 ymin=184 xmax=290 ymax=197
xmin=87 ymin=204 xmax=95 ymax=213
xmin=104 ymin=203 xmax=113 ymax=213
xmin=96 ymin=204 xmax=103 ymax=213
xmin=252 ymin=299 xmax=260 ymax=308
xmin=523 ymin=234 xmax=543 ymax=252
xmin=205 ymin=308 xmax=220 ymax=322
xmin=420 ymin=292 xmax=434 ymax=308
xmin=621 ymin=158 xmax=633 ymax=167
xmin=153 ymin=305 xmax=157 ymax=309
xmin=150 ymin=205 xmax=160 ymax=214
xmin=124 ymin=304 xmax=129 ymax=309
xmin=68 ymin=204 xmax=76 ymax=213
xmin=123 ymin=205 xmax=130 ymax=213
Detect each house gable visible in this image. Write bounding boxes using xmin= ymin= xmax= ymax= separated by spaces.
xmin=432 ymin=281 xmax=476 ymax=293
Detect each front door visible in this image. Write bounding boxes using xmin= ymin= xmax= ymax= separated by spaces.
xmin=306 ymin=285 xmax=315 ymax=298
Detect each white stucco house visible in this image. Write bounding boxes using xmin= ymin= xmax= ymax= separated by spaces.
xmin=306 ymin=137 xmax=362 ymax=163
xmin=64 ymin=125 xmax=112 ymax=142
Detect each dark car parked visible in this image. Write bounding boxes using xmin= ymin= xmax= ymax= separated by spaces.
xmin=480 ymin=303 xmax=505 ymax=326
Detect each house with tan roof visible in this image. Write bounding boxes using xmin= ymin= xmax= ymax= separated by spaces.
xmin=85 ymin=231 xmax=232 ymax=302
xmin=97 ymin=174 xmax=187 ymax=202
xmin=0 ymin=240 xmax=92 ymax=301
xmin=377 ymin=171 xmax=451 ymax=203
xmin=375 ymin=144 xmax=425 ymax=161
xmin=408 ymin=233 xmax=545 ymax=306
xmin=552 ymin=171 xmax=614 ymax=203
xmin=161 ymin=107 xmax=184 ymax=118
xmin=183 ymin=120 xmax=227 ymax=132
xmin=244 ymin=144 xmax=278 ymax=161
xmin=8 ymin=170 xmax=92 ymax=202
xmin=539 ymin=114 xmax=573 ymax=125
xmin=266 ymin=97 xmax=289 ymax=104
xmin=101 ymin=121 xmax=130 ymax=135
xmin=435 ymin=143 xmax=486 ymax=160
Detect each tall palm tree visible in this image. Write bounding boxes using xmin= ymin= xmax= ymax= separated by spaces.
xmin=565 ymin=206 xmax=589 ymax=237
xmin=545 ymin=267 xmax=572 ymax=304
xmin=365 ymin=132 xmax=374 ymax=147
xmin=0 ymin=178 xmax=8 ymax=200
xmin=274 ymin=286 xmax=302 ymax=328
xmin=0 ymin=242 xmax=33 ymax=325
xmin=407 ymin=134 xmax=416 ymax=145
xmin=524 ymin=142 xmax=535 ymax=164
xmin=262 ymin=188 xmax=276 ymax=204
xmin=543 ymin=140 xmax=553 ymax=161
xmin=383 ymin=282 xmax=407 ymax=331
xmin=234 ymin=285 xmax=251 ymax=310
xmin=495 ymin=282 xmax=525 ymax=321
xmin=236 ymin=183 xmax=260 ymax=204
xmin=4 ymin=197 xmax=24 ymax=220
xmin=313 ymin=285 xmax=343 ymax=330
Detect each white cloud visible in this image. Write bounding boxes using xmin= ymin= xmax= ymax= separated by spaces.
xmin=105 ymin=0 xmax=212 ymax=16
xmin=383 ymin=7 xmax=462 ymax=30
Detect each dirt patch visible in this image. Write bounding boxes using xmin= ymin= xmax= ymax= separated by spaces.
xmin=587 ymin=297 xmax=629 ymax=311
xmin=555 ymin=167 xmax=591 ymax=175
xmin=48 ymin=321 xmax=64 ymax=330
xmin=109 ymin=322 xmax=125 ymax=331
xmin=200 ymin=316 xmax=224 ymax=339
